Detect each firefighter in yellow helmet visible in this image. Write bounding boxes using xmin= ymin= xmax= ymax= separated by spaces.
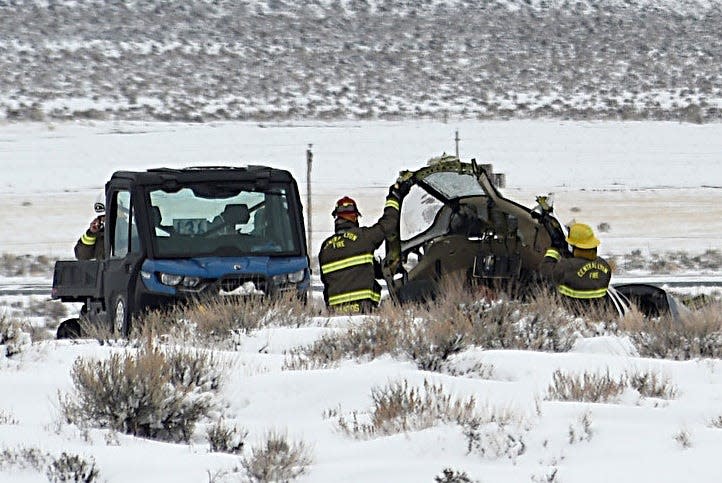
xmin=318 ymin=179 xmax=411 ymax=314
xmin=539 ymin=222 xmax=612 ymax=309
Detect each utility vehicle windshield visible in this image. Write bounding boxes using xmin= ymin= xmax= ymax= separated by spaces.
xmin=400 ymin=170 xmax=486 ymax=242
xmin=148 ymin=183 xmax=300 ymax=258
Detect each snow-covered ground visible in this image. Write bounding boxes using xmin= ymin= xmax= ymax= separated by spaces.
xmin=1 ymin=120 xmax=721 ymax=258
xmin=1 ymin=120 xmax=722 ymax=482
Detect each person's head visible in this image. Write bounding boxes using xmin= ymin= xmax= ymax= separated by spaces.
xmin=93 ymin=192 xmax=105 ymax=216
xmin=566 ymin=223 xmax=599 ymax=257
xmin=332 ymin=196 xmax=361 ymax=225
xmin=93 ymin=192 xmax=106 ymax=225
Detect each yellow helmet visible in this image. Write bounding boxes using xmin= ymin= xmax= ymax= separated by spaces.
xmin=565 ymin=223 xmax=600 ymax=249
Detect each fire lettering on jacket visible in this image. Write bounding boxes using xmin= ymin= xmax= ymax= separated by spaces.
xmin=577 ymin=261 xmax=609 ymax=278
xmin=325 ymin=232 xmax=359 ymax=249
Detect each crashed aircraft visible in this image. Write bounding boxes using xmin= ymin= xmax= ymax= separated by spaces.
xmin=380 ymin=155 xmax=689 ymax=319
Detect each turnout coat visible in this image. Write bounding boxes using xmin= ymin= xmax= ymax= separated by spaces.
xmin=318 ymin=194 xmax=400 ymax=312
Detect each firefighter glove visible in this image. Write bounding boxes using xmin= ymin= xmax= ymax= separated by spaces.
xmin=389 ymin=179 xmax=412 ymax=200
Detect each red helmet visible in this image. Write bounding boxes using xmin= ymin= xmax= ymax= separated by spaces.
xmin=332 ymin=196 xmax=361 ymax=222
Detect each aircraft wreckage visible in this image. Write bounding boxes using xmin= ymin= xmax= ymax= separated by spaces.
xmin=380 ymin=155 xmax=689 ymax=319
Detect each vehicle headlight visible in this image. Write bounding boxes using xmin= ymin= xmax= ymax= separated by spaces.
xmin=159 ymin=273 xmax=183 ymax=286
xmin=272 ymin=269 xmax=305 ymax=285
xmin=287 ymin=269 xmax=306 ymax=283
xmin=182 ymin=276 xmax=201 ymax=288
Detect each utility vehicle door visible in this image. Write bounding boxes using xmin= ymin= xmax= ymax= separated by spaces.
xmin=103 ymin=185 xmax=144 ymax=334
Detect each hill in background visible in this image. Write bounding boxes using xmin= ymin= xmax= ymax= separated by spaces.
xmin=0 ymin=0 xmax=720 ymax=122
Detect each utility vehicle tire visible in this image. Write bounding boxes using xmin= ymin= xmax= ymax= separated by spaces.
xmin=111 ymin=294 xmax=130 ymax=338
xmin=56 ymin=318 xmax=82 ymax=339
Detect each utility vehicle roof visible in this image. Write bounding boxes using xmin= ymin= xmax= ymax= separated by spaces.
xmin=109 ymin=165 xmax=296 ymax=186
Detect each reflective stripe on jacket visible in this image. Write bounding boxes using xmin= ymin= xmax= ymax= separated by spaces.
xmin=539 ymin=248 xmax=611 ymax=300
xmin=74 ymin=230 xmax=105 ymax=260
xmin=318 ymin=194 xmax=400 ymax=308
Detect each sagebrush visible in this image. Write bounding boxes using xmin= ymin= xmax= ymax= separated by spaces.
xmin=242 ymin=431 xmax=313 ymax=483
xmin=0 ymin=447 xmax=100 ymax=483
xmin=60 ymin=342 xmax=226 ymax=442
xmin=139 ymin=294 xmax=309 ymax=347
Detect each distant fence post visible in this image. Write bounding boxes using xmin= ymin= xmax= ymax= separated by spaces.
xmin=455 ymin=129 xmax=460 ymax=158
xmin=306 ymin=144 xmax=313 ymax=253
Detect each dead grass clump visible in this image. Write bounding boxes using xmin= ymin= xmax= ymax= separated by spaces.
xmin=627 ymin=371 xmax=678 ymax=399
xmin=60 ymin=342 xmax=226 ymax=442
xmin=139 ymin=293 xmax=308 ymax=347
xmin=709 ymin=416 xmax=722 ymax=429
xmin=546 ymin=369 xmax=678 ymax=403
xmin=673 ymin=428 xmax=693 ymax=449
xmin=546 ymin=369 xmax=627 ymax=403
xmin=288 ymin=285 xmax=595 ymax=371
xmin=0 ymin=447 xmax=100 ymax=483
xmin=0 ymin=410 xmax=19 ymax=425
xmin=0 ymin=315 xmax=32 ymax=357
xmin=285 ymin=316 xmax=410 ymax=370
xmin=46 ymin=452 xmax=101 ymax=483
xmin=461 ymin=287 xmax=600 ymax=353
xmin=621 ymin=302 xmax=722 ymax=359
xmin=336 ymin=379 xmax=476 ymax=438
xmin=568 ymin=411 xmax=593 ymax=444
xmin=333 ymin=379 xmax=527 ymax=460
xmin=207 ymin=418 xmax=247 ymax=454
xmin=435 ymin=468 xmax=479 ymax=483
xmin=25 ymin=298 xmax=68 ymax=321
xmin=242 ymin=431 xmax=312 ymax=483
xmin=0 ymin=253 xmax=56 ymax=277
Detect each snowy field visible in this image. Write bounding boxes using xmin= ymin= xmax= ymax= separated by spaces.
xmin=1 ymin=120 xmax=722 ymax=483
xmin=1 ymin=120 xmax=721 ymax=259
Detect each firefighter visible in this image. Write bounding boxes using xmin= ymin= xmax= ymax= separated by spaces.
xmin=75 ymin=193 xmax=105 ymax=260
xmin=539 ymin=222 xmax=612 ymax=310
xmin=319 ymin=180 xmax=411 ymax=314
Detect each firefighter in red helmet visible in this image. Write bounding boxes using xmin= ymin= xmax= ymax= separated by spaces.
xmin=319 ymin=180 xmax=412 ymax=314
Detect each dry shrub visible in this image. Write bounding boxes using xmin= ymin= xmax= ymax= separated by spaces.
xmin=336 ymin=379 xmax=477 ymax=438
xmin=435 ymin=468 xmax=479 ymax=483
xmin=673 ymin=428 xmax=692 ymax=449
xmin=242 ymin=431 xmax=313 ymax=483
xmin=334 ymin=378 xmax=526 ymax=459
xmin=0 ymin=410 xmax=18 ymax=425
xmin=0 ymin=315 xmax=32 ymax=357
xmin=627 ymin=371 xmax=678 ymax=399
xmin=207 ymin=418 xmax=247 ymax=454
xmin=139 ymin=293 xmax=309 ymax=347
xmin=621 ymin=301 xmax=722 ymax=359
xmin=288 ymin=285 xmax=595 ymax=372
xmin=568 ymin=411 xmax=593 ymax=444
xmin=47 ymin=452 xmax=101 ymax=483
xmin=25 ymin=298 xmax=68 ymax=321
xmin=285 ymin=316 xmax=412 ymax=370
xmin=0 ymin=253 xmax=56 ymax=277
xmin=546 ymin=369 xmax=627 ymax=403
xmin=547 ymin=369 xmax=677 ymax=403
xmin=60 ymin=342 xmax=226 ymax=442
xmin=0 ymin=447 xmax=100 ymax=483
xmin=709 ymin=416 xmax=722 ymax=429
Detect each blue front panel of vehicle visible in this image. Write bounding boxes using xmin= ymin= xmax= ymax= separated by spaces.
xmin=140 ymin=256 xmax=309 ymax=295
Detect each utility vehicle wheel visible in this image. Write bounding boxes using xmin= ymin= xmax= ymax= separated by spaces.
xmin=111 ymin=295 xmax=130 ymax=337
xmin=56 ymin=318 xmax=82 ymax=339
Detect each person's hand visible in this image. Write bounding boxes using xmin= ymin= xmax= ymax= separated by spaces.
xmin=89 ymin=215 xmax=104 ymax=233
xmin=389 ymin=175 xmax=413 ymax=200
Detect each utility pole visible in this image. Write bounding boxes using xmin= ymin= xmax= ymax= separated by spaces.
xmin=306 ymin=144 xmax=313 ymax=253
xmin=454 ymin=129 xmax=460 ymax=158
